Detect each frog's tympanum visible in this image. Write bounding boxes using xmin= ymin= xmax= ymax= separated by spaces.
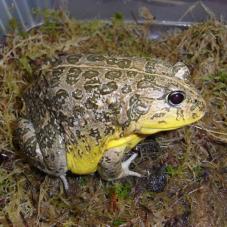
xmin=14 ymin=54 xmax=206 ymax=189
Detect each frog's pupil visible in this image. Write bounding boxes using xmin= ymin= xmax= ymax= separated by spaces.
xmin=168 ymin=91 xmax=185 ymax=106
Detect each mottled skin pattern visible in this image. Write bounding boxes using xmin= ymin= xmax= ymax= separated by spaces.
xmin=15 ymin=54 xmax=206 ymax=188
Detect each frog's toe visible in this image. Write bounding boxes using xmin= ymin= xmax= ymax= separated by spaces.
xmin=121 ymin=153 xmax=142 ymax=178
xmin=60 ymin=175 xmax=69 ymax=191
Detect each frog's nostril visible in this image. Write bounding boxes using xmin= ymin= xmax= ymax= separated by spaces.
xmin=194 ymin=99 xmax=198 ymax=103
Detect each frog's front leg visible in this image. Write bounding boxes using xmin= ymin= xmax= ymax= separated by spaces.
xmin=98 ymin=146 xmax=142 ymax=181
xmin=14 ymin=118 xmax=68 ymax=189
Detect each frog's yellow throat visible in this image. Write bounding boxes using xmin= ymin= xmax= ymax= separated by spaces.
xmin=66 ymin=133 xmax=145 ymax=175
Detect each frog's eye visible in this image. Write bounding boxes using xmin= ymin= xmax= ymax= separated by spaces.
xmin=167 ymin=91 xmax=185 ymax=106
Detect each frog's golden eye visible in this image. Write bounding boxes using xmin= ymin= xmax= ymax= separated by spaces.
xmin=167 ymin=91 xmax=185 ymax=106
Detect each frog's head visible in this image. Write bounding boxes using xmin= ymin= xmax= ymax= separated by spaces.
xmin=122 ymin=62 xmax=206 ymax=135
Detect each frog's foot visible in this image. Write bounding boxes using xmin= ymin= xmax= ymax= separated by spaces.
xmin=98 ymin=148 xmax=142 ymax=181
xmin=120 ymin=153 xmax=142 ymax=178
xmin=60 ymin=175 xmax=69 ymax=191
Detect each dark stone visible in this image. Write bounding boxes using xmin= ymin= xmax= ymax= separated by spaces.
xmin=145 ymin=165 xmax=167 ymax=192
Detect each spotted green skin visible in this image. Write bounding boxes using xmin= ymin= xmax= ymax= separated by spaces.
xmin=15 ymin=54 xmax=205 ymax=180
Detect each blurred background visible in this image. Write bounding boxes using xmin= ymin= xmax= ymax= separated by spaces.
xmin=0 ymin=0 xmax=227 ymax=37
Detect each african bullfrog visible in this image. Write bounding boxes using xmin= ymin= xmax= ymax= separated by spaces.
xmin=14 ymin=54 xmax=206 ymax=189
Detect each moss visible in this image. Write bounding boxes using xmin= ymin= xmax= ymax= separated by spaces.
xmin=112 ymin=182 xmax=131 ymax=200
xmin=112 ymin=219 xmax=126 ymax=226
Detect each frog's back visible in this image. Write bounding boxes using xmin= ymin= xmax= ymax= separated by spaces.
xmin=48 ymin=54 xmax=173 ymax=76
xmin=43 ymin=54 xmax=174 ymax=125
xmin=41 ymin=55 xmax=158 ymax=144
xmin=29 ymin=54 xmax=191 ymax=138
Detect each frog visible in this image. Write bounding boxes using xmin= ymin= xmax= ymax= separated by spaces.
xmin=14 ymin=54 xmax=206 ymax=189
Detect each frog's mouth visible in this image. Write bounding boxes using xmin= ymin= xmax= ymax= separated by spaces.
xmin=132 ymin=101 xmax=206 ymax=135
xmin=136 ymin=116 xmax=204 ymax=135
xmin=138 ymin=126 xmax=178 ymax=135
